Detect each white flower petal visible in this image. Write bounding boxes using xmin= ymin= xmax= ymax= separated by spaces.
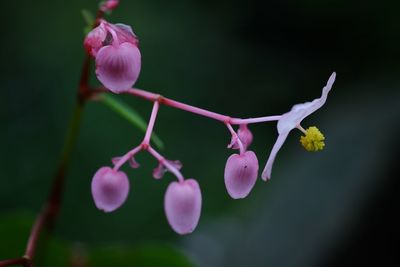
xmin=277 ymin=72 xmax=336 ymax=134
xmin=261 ymin=131 xmax=289 ymax=181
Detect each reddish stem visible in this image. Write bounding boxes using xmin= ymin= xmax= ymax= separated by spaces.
xmin=0 ymin=7 xmax=107 ymax=267
xmin=0 ymin=258 xmax=28 ymax=267
xmin=78 ymin=56 xmax=91 ymax=102
xmin=25 ymin=165 xmax=66 ymax=261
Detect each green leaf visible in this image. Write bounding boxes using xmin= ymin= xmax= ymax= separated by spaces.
xmin=99 ymin=94 xmax=164 ymax=149
xmin=81 ymin=9 xmax=95 ymax=27
xmin=81 ymin=9 xmax=95 ymax=35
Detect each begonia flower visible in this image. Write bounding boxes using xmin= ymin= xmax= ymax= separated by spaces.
xmin=261 ymin=72 xmax=336 ymax=180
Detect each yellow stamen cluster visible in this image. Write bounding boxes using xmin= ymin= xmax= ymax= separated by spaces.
xmin=300 ymin=126 xmax=325 ymax=152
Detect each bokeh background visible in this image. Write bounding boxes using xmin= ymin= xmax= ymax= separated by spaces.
xmin=1 ymin=0 xmax=399 ymax=266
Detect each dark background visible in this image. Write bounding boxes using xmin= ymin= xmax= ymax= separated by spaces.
xmin=1 ymin=0 xmax=399 ymax=266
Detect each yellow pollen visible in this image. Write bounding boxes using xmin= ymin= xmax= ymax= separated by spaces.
xmin=300 ymin=126 xmax=325 ymax=152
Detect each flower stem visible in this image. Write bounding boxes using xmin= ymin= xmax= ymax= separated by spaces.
xmin=0 ymin=5 xmax=108 ymax=266
xmin=230 ymin=116 xmax=282 ymax=124
xmin=226 ymin=123 xmax=245 ymax=155
xmin=29 ymin=102 xmax=84 ymax=255
xmin=0 ymin=258 xmax=28 ymax=267
xmin=0 ymin=102 xmax=85 ymax=267
xmin=59 ymin=103 xmax=84 ymax=167
xmin=99 ymin=94 xmax=164 ymax=148
xmin=297 ymin=125 xmax=307 ymax=134
xmin=125 ymin=88 xmax=282 ymax=125
xmin=113 ymin=145 xmax=142 ymax=171
xmin=142 ymin=101 xmax=159 ymax=145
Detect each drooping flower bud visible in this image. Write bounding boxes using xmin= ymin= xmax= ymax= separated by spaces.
xmin=91 ymin=166 xmax=130 ymax=212
xmin=100 ymin=0 xmax=119 ymax=12
xmin=84 ymin=25 xmax=107 ymax=57
xmin=84 ymin=21 xmax=141 ymax=93
xmin=238 ymin=124 xmax=253 ymax=148
xmin=164 ymin=179 xmax=202 ymax=235
xmin=224 ymin=151 xmax=259 ymax=199
xmin=95 ymin=42 xmax=141 ymax=93
xmin=235 ymin=124 xmax=254 ymax=150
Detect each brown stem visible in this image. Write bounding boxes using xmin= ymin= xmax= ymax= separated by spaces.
xmin=24 ymin=165 xmax=66 ymax=261
xmin=0 ymin=100 xmax=84 ymax=267
xmin=0 ymin=7 xmax=106 ymax=267
xmin=0 ymin=258 xmax=28 ymax=267
xmin=78 ymin=56 xmax=91 ymax=103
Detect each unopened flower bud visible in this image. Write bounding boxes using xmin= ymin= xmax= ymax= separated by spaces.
xmin=100 ymin=0 xmax=119 ymax=12
xmin=91 ymin=166 xmax=130 ymax=212
xmin=229 ymin=124 xmax=254 ymax=151
xmin=84 ymin=25 xmax=107 ymax=57
xmin=96 ymin=42 xmax=141 ymax=93
xmin=224 ymin=151 xmax=259 ymax=199
xmin=164 ymin=179 xmax=202 ymax=235
xmin=238 ymin=124 xmax=253 ymax=148
xmin=84 ymin=21 xmax=141 ymax=93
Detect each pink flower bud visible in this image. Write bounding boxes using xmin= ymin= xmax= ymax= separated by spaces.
xmin=91 ymin=166 xmax=130 ymax=212
xmin=100 ymin=0 xmax=119 ymax=12
xmin=237 ymin=124 xmax=253 ymax=149
xmin=229 ymin=124 xmax=254 ymax=151
xmin=84 ymin=24 xmax=107 ymax=57
xmin=164 ymin=179 xmax=202 ymax=235
xmin=224 ymin=151 xmax=259 ymax=199
xmin=84 ymin=21 xmax=141 ymax=93
xmin=95 ymin=42 xmax=141 ymax=93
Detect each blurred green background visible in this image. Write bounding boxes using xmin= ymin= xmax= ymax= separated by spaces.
xmin=1 ymin=0 xmax=399 ymax=266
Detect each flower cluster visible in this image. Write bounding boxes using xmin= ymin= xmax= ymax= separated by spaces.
xmin=85 ymin=17 xmax=336 ymax=235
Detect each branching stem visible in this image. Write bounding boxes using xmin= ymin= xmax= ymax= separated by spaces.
xmin=126 ymin=88 xmax=282 ymax=125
